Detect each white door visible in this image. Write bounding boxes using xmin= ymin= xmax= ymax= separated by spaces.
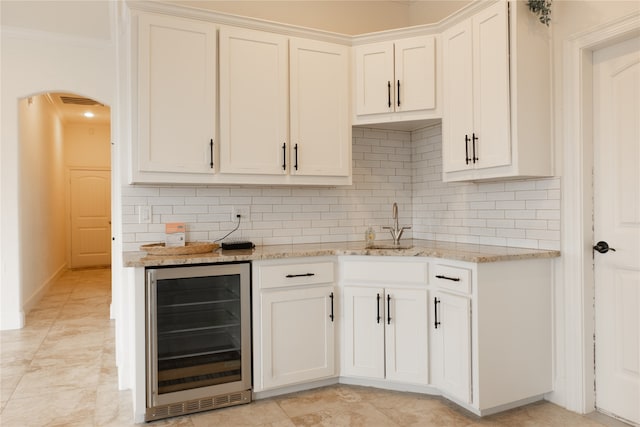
xmin=219 ymin=26 xmax=288 ymax=175
xmin=593 ymin=35 xmax=640 ymax=425
xmin=136 ymin=13 xmax=216 ymax=175
xmin=385 ymin=288 xmax=429 ymax=384
xmin=394 ymin=36 xmax=436 ymax=113
xmin=442 ymin=18 xmax=473 ymax=173
xmin=342 ymin=286 xmax=385 ymax=379
xmin=69 ymin=169 xmax=111 ymax=268
xmin=289 ymin=38 xmax=350 ymax=177
xmin=354 ymin=42 xmax=394 ymax=115
xmin=260 ymin=285 xmax=335 ymax=389
xmin=472 ymin=1 xmax=511 ymax=170
xmin=431 ymin=291 xmax=471 ymax=404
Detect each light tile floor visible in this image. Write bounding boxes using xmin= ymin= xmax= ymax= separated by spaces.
xmin=0 ymin=268 xmax=631 ymax=426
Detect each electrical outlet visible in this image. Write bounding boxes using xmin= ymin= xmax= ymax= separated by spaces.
xmin=138 ymin=206 xmax=151 ymax=224
xmin=232 ymin=206 xmax=250 ymax=219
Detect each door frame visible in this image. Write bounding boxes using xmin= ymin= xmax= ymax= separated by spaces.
xmin=66 ymin=166 xmax=112 ymax=269
xmin=561 ymin=11 xmax=640 ymax=414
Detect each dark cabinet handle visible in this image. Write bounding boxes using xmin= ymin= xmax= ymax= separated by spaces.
xmin=434 ymin=297 xmax=441 ymax=329
xmin=472 ymin=133 xmax=479 ymax=163
xmin=330 ymin=292 xmax=334 ymax=322
xmin=209 ymin=139 xmax=214 ymax=169
xmin=465 ymin=135 xmax=471 ymax=165
xmin=435 ymin=274 xmax=460 ymax=282
xmin=387 ymin=294 xmax=391 ymax=325
xmin=397 ymin=80 xmax=401 ymax=107
xmin=294 ymin=144 xmax=298 ymax=171
xmin=282 ymin=142 xmax=286 ymax=170
xmin=593 ymin=241 xmax=616 ymax=254
xmin=376 ymin=293 xmax=381 ymax=324
xmin=387 ymin=81 xmax=391 ymax=108
xmin=285 ymin=273 xmax=315 ymax=278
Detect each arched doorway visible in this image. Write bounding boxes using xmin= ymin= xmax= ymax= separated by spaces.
xmin=17 ymin=92 xmax=112 ymax=314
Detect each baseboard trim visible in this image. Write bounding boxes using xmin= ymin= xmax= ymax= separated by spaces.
xmin=22 ymin=263 xmax=67 ymax=315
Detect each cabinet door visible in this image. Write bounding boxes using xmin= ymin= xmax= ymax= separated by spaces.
xmin=431 ymin=291 xmax=471 ymax=404
xmin=136 ymin=13 xmax=216 ymax=176
xmin=472 ymin=1 xmax=511 ymax=169
xmin=342 ymin=286 xmax=385 ymax=379
xmin=290 ymin=38 xmax=350 ymax=177
xmin=354 ymin=42 xmax=394 ymax=115
xmin=394 ymin=36 xmax=436 ymax=113
xmin=442 ymin=19 xmax=474 ymax=173
xmin=219 ymin=27 xmax=288 ymax=175
xmin=260 ymin=285 xmax=335 ymax=389
xmin=385 ymin=288 xmax=429 ymax=384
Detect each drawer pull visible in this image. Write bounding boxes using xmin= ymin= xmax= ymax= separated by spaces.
xmin=285 ymin=273 xmax=315 ymax=278
xmin=435 ymin=274 xmax=460 ymax=282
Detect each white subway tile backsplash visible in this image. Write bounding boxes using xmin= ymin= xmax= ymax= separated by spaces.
xmin=121 ymin=124 xmax=560 ymax=251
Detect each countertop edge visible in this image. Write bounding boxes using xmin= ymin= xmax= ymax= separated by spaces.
xmin=123 ymin=240 xmax=560 ymax=268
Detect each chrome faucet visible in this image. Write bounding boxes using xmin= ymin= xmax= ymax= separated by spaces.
xmin=382 ymin=202 xmax=411 ymax=245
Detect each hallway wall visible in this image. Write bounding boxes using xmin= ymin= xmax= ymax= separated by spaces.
xmin=0 ymin=12 xmax=116 ymax=329
xmin=18 ymin=95 xmax=67 ymax=313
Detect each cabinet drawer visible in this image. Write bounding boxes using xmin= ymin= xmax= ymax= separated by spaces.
xmin=432 ymin=264 xmax=471 ymax=294
xmin=341 ymin=259 xmax=428 ymax=286
xmin=258 ymin=262 xmax=334 ymax=289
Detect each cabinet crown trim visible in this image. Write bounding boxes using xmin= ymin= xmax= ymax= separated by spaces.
xmin=128 ymin=0 xmax=352 ymax=45
xmin=128 ymin=0 xmax=502 ymax=47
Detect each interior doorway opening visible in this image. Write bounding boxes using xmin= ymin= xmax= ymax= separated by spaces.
xmin=19 ymin=92 xmax=112 ymax=315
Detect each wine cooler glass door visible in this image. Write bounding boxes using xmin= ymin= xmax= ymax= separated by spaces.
xmin=147 ymin=263 xmax=251 ymax=407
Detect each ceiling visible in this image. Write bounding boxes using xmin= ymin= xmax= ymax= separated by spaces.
xmin=48 ymin=93 xmax=111 ymax=125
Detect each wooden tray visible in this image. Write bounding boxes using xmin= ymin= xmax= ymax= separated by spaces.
xmin=140 ymin=242 xmax=219 ymax=256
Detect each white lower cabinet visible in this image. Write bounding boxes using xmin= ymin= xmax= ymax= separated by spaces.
xmin=343 ymin=287 xmax=429 ymax=385
xmin=252 ymin=259 xmax=336 ymax=392
xmin=252 ymin=255 xmax=552 ymax=416
xmin=341 ymin=258 xmax=430 ymax=386
xmin=429 ymin=258 xmax=552 ymax=414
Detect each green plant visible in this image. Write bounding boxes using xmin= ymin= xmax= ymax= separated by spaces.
xmin=527 ymin=0 xmax=552 ymax=26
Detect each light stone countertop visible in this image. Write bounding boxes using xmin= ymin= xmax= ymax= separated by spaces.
xmin=123 ymin=239 xmax=560 ymax=267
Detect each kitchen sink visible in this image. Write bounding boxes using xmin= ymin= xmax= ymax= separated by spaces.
xmin=365 ymin=243 xmax=413 ymax=250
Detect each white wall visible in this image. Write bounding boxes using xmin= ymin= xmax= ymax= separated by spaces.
xmin=18 ymin=95 xmax=67 ymax=313
xmin=0 ymin=2 xmax=116 ymax=329
xmin=164 ymin=0 xmax=412 ymax=34
xmin=64 ymin=122 xmax=111 ymax=169
xmin=548 ymin=0 xmax=640 ymax=414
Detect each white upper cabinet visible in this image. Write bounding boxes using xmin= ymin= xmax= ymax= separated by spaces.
xmin=130 ymin=9 xmax=351 ymax=186
xmin=394 ymin=37 xmax=437 ymax=113
xmin=219 ymin=28 xmax=351 ymax=184
xmin=354 ymin=42 xmax=394 ymax=116
xmin=132 ymin=12 xmax=217 ymax=184
xmin=442 ymin=1 xmax=552 ymax=181
xmin=290 ymin=38 xmax=350 ymax=178
xmin=219 ymin=27 xmax=289 ymax=176
xmin=353 ymin=36 xmax=439 ymax=126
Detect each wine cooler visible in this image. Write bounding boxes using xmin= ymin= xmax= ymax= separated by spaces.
xmin=145 ymin=262 xmax=251 ymax=421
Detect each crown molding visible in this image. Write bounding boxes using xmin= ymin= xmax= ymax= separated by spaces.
xmin=127 ymin=0 xmax=352 ymax=45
